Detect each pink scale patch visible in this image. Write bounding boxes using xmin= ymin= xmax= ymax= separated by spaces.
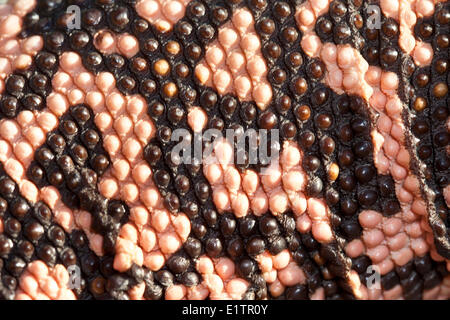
xmin=15 ymin=261 xmax=76 ymax=300
xmin=195 ymin=8 xmax=273 ymax=110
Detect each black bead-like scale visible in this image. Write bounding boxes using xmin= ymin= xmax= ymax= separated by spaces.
xmin=26 ymin=104 xmax=129 ymax=256
xmin=352 ymin=252 xmax=449 ymax=300
xmin=0 ymin=161 xmax=144 ymax=300
xmin=0 ymin=0 xmax=447 ymax=300
xmin=399 ymin=2 xmax=450 ymax=259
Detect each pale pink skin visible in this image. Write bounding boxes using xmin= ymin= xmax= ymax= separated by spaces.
xmin=54 ymin=53 xmax=190 ymax=272
xmin=294 ymin=0 xmax=450 ymax=295
xmin=359 ymin=273 xmax=450 ymax=300
xmin=295 ymin=0 xmax=332 ymax=58
xmin=255 ymin=250 xmax=307 ymax=298
xmin=195 ymin=255 xmax=249 ymax=300
xmin=56 ymin=52 xmax=190 ymax=273
xmin=0 ymin=0 xmax=41 ymax=93
xmin=94 ymin=30 xmax=140 ymax=59
xmin=3 ymin=0 xmax=447 ymax=300
xmin=204 ymin=139 xmax=326 ymax=236
xmin=202 ymin=137 xmax=364 ymax=297
xmin=349 ymin=209 xmax=428 ymax=276
xmin=187 ymin=107 xmax=208 ymax=133
xmin=202 ymin=138 xmax=368 ymax=298
xmin=296 ymin=0 xmax=435 ymax=67
xmin=12 ymin=49 xmax=187 ymax=275
xmin=195 ymin=8 xmax=273 ymax=110
xmin=135 ymin=0 xmax=191 ymax=33
xmin=298 ymin=0 xmax=450 ymax=275
xmin=0 ymin=52 xmax=105 ymax=258
xmin=15 ymin=260 xmax=76 ymax=300
xmin=366 ymin=66 xmax=448 ymax=268
xmin=380 ymin=0 xmax=436 ymax=65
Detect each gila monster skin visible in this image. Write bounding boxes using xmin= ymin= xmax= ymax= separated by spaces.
xmin=0 ymin=0 xmax=448 ymax=300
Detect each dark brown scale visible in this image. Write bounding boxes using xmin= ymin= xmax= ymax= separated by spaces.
xmin=5 ymin=75 xmax=25 ymax=96
xmin=109 ymin=6 xmax=130 ymax=31
xmin=259 ymin=18 xmax=275 ymax=35
xmin=164 ymin=193 xmax=180 ymax=213
xmin=0 ymin=235 xmax=13 ymax=256
xmin=286 ymin=52 xmax=303 ymax=69
xmin=307 ymin=60 xmax=326 ymax=80
xmin=281 ymin=27 xmax=298 ymax=44
xmin=270 ymin=68 xmax=287 ymax=85
xmin=303 ymin=155 xmax=321 ymax=172
xmin=36 ymin=51 xmax=57 ymax=71
xmin=339 ymin=125 xmax=353 ymax=142
xmin=334 ymin=22 xmax=351 ymax=42
xmin=365 ymin=47 xmax=379 ymax=64
xmin=316 ymin=113 xmax=332 ymax=129
xmin=299 ymin=130 xmax=315 ymax=149
xmin=295 ymin=105 xmax=311 ymax=121
xmin=0 ymin=96 xmax=19 ymax=118
xmin=340 ymin=198 xmax=358 ymax=216
xmin=436 ymin=34 xmax=449 ymax=49
xmin=258 ymin=111 xmax=277 ymax=129
xmin=197 ymin=24 xmax=215 ymax=42
xmin=45 ymin=32 xmax=65 ymax=53
xmin=417 ymin=21 xmax=434 ymax=39
xmin=381 ymin=47 xmax=398 ymax=65
xmin=92 ymin=154 xmax=110 ymax=175
xmin=5 ymin=218 xmax=22 ymax=238
xmin=330 ymin=1 xmax=347 ymax=18
xmin=200 ymin=90 xmax=218 ymax=110
xmin=175 ymin=63 xmax=190 ymax=78
xmin=72 ymin=144 xmax=88 ymax=163
xmin=366 ymin=28 xmax=378 ymax=41
xmin=281 ymin=121 xmax=297 ymax=139
xmin=311 ymin=87 xmax=329 ymax=106
xmin=239 ymin=216 xmax=258 ymax=237
xmin=220 ymin=215 xmax=237 ymax=237
xmin=82 ymin=8 xmax=103 ymax=27
xmin=382 ymin=19 xmax=399 ymax=37
xmin=292 ymin=77 xmax=308 ymax=95
xmin=352 ymin=13 xmax=363 ymax=29
xmin=205 ymin=237 xmax=223 ymax=258
xmin=264 ymin=42 xmax=281 ymax=60
xmin=240 ymin=103 xmax=257 ymax=123
xmin=320 ymin=137 xmax=335 ymax=155
xmin=17 ymin=0 xmax=449 ymax=300
xmin=436 ymin=6 xmax=450 ymax=24
xmin=118 ymin=75 xmax=137 ymax=93
xmin=317 ymin=17 xmax=333 ymax=38
xmin=250 ymin=0 xmax=267 ymax=11
xmin=167 ymin=106 xmax=185 ymax=125
xmin=185 ymin=44 xmax=202 ymax=61
xmin=69 ymin=31 xmax=90 ymax=50
xmin=434 ymin=59 xmax=448 ymax=74
xmin=11 ymin=199 xmax=30 ymax=221
xmin=24 ymin=221 xmax=44 ymax=242
xmin=273 ymin=2 xmax=291 ymax=20
xmin=212 ymin=6 xmax=229 ymax=24
xmin=246 ymin=236 xmax=265 ymax=255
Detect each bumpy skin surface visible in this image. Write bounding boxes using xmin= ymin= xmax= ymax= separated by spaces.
xmin=0 ymin=0 xmax=448 ymax=300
